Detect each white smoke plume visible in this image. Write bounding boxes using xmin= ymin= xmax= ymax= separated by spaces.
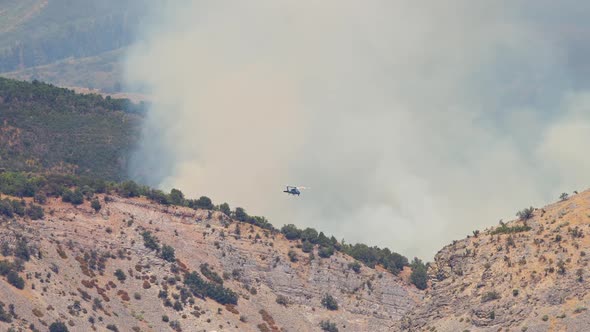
xmin=125 ymin=0 xmax=590 ymax=259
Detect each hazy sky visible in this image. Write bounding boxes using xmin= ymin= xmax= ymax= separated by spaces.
xmin=125 ymin=1 xmax=590 ymax=259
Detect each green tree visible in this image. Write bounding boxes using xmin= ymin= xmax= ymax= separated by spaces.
xmin=62 ymin=189 xmax=84 ymax=205
xmin=219 ymin=202 xmax=231 ymax=216
xmin=169 ymin=189 xmax=185 ymax=205
xmin=161 ymin=245 xmax=176 ymax=262
xmin=235 ymin=207 xmax=248 ymax=221
xmin=318 ymin=246 xmax=335 ymax=258
xmin=7 ymin=270 xmax=24 ymax=289
xmin=119 ymin=181 xmax=141 ymax=198
xmin=142 ymin=231 xmax=160 ymax=251
xmin=410 ymin=258 xmax=428 ymax=290
xmin=301 ymin=228 xmax=319 ymax=243
xmin=281 ymin=224 xmax=302 ymax=240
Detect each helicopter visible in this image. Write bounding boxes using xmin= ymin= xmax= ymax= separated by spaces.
xmin=283 ymin=185 xmax=309 ymax=196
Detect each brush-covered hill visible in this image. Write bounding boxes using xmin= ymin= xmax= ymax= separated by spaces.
xmin=400 ymin=191 xmax=590 ymax=332
xmin=0 ymin=77 xmax=144 ymax=180
xmin=0 ymin=172 xmax=420 ymax=332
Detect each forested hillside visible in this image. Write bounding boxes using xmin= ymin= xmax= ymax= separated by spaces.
xmin=0 ymin=0 xmax=144 ymax=72
xmin=0 ymin=77 xmax=144 ymax=180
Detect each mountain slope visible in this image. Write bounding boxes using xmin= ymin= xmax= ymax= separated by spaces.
xmin=400 ymin=191 xmax=590 ymax=331
xmin=1 ymin=48 xmax=126 ymax=93
xmin=0 ymin=193 xmax=420 ymax=332
xmin=0 ymin=77 xmax=143 ymax=180
xmin=0 ymin=0 xmax=143 ymax=72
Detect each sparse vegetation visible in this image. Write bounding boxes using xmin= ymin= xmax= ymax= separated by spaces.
xmin=184 ymin=271 xmax=238 ymax=305
xmin=320 ymin=320 xmax=339 ymax=332
xmin=142 ymin=231 xmax=160 ymax=251
xmin=321 ymin=294 xmax=338 ymax=310
xmin=491 ymin=224 xmax=531 ymax=235
xmin=200 ymin=263 xmax=223 ymax=285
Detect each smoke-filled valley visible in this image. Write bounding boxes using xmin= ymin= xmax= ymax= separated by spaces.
xmin=125 ymin=1 xmax=590 ymax=259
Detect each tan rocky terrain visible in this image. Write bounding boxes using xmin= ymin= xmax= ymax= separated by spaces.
xmin=2 ymin=186 xmax=590 ymax=332
xmin=0 ymin=194 xmax=420 ymax=332
xmin=400 ymin=190 xmax=590 ymax=332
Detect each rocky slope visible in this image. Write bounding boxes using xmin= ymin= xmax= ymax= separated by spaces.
xmin=400 ymin=190 xmax=590 ymax=332
xmin=0 ymin=194 xmax=420 ymax=332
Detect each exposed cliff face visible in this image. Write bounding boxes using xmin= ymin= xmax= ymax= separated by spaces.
xmin=0 ymin=195 xmax=420 ymax=332
xmin=400 ymin=190 xmax=590 ymax=332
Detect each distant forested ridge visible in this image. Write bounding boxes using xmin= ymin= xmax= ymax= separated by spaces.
xmin=0 ymin=77 xmax=143 ymax=180
xmin=0 ymin=0 xmax=145 ymax=72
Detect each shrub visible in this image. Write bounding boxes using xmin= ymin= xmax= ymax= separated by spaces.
xmin=235 ymin=207 xmax=248 ymax=221
xmin=276 ymin=295 xmax=289 ymax=307
xmin=184 ymin=271 xmax=237 ymax=305
xmin=14 ymin=238 xmax=30 ymax=261
xmin=114 ymin=269 xmax=126 ymax=282
xmin=301 ymin=228 xmax=319 ymax=243
xmin=559 ymin=193 xmax=569 ymax=201
xmin=188 ymin=196 xmax=213 ymax=210
xmin=49 ymin=321 xmax=69 ymax=332
xmin=220 ymin=203 xmax=231 ymax=216
xmin=0 ymin=199 xmax=14 ymax=217
xmin=321 ymin=294 xmax=338 ymax=310
xmin=516 ymin=207 xmax=534 ymax=221
xmin=318 ymin=246 xmax=335 ymax=258
xmin=106 ymin=324 xmax=119 ymax=332
xmin=162 ymin=315 xmax=169 ymax=322
xmin=281 ymin=224 xmax=302 ymax=240
xmin=34 ymin=192 xmax=47 ymax=204
xmin=161 ymin=245 xmax=176 ymax=262
xmin=301 ymin=241 xmax=314 ymax=253
xmin=91 ymin=199 xmax=101 ymax=212
xmin=0 ymin=302 xmax=12 ymax=322
xmin=118 ymin=181 xmax=141 ymax=198
xmin=142 ymin=231 xmax=160 ymax=251
xmin=481 ymin=291 xmax=501 ymax=303
xmin=26 ymin=204 xmax=44 ymax=220
xmin=348 ymin=261 xmax=361 ymax=273
xmin=491 ymin=224 xmax=531 ymax=235
xmin=288 ymin=250 xmax=298 ymax=263
xmin=341 ymin=243 xmax=408 ymax=275
xmin=169 ymin=189 xmax=185 ymax=206
xmin=62 ymin=189 xmax=84 ymax=205
xmin=200 ymin=263 xmax=223 ymax=284
xmin=320 ymin=320 xmax=339 ymax=332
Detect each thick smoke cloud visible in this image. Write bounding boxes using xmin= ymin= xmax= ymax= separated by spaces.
xmin=125 ymin=1 xmax=590 ymax=259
